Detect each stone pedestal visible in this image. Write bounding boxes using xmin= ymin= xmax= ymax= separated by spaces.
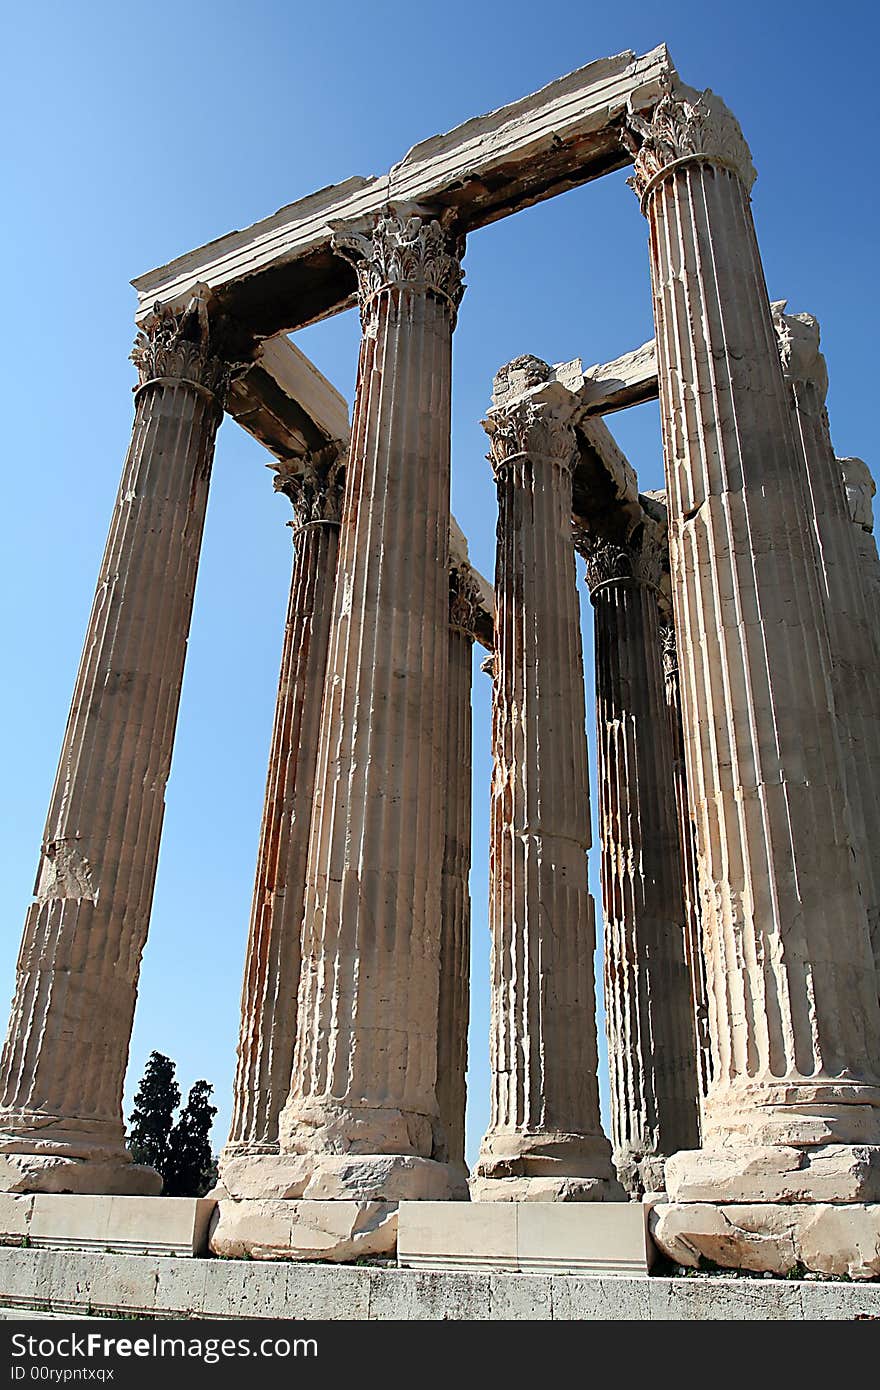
xmin=0 ymin=1194 xmax=214 ymax=1257
xmin=473 ymin=358 xmax=620 ymax=1202
xmin=0 ymin=289 xmax=237 ymax=1195
xmin=278 ymin=210 xmax=465 ymax=1201
xmin=624 ymin=82 xmax=880 ymax=1262
xmin=435 ymin=563 xmax=479 ymax=1195
xmin=397 ymin=1200 xmax=655 ymax=1274
xmin=578 ymin=523 xmax=700 ymax=1196
xmin=220 ymin=445 xmax=345 ymax=1200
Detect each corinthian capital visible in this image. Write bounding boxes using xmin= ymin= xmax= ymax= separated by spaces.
xmin=332 ymin=208 xmax=465 ymax=328
xmin=449 ymin=564 xmax=481 ymax=640
xmin=483 ymin=395 xmax=577 ymax=481
xmin=574 ymin=522 xmax=663 ymax=595
xmin=131 ymin=284 xmax=245 ymax=405
xmin=772 ymin=302 xmax=829 ymax=402
xmin=269 ymin=440 xmax=347 ymax=530
xmin=623 ymin=81 xmax=756 ymax=207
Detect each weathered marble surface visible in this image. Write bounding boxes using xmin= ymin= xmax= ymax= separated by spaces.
xmin=436 ymin=564 xmax=479 ymax=1192
xmin=0 ymin=289 xmax=239 ymax=1195
xmin=626 ymin=82 xmax=880 ymax=1212
xmin=1 ymin=1247 xmax=878 ymax=1319
xmin=132 ymin=48 xmax=674 ymax=335
xmin=221 ymin=445 xmax=345 ymax=1188
xmin=279 ymin=211 xmax=465 ymax=1202
xmin=474 ymin=359 xmax=619 ymax=1201
xmin=774 ymin=305 xmax=880 ymax=992
xmin=579 ymin=518 xmax=700 ymax=1196
xmin=653 ymin=1201 xmax=880 ymax=1280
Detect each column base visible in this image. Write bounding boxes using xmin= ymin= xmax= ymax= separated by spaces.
xmin=473 ymin=1130 xmax=623 ymax=1200
xmin=469 ymin=1175 xmax=623 ymax=1202
xmin=651 ymin=1201 xmax=880 ymax=1280
xmin=447 ymin=1161 xmax=471 ymax=1201
xmin=475 ymin=1129 xmax=620 ymax=1178
xmin=209 ymin=1198 xmax=398 ymax=1262
xmin=217 ymin=1150 xmax=310 ymax=1200
xmin=218 ymin=1151 xmax=456 ymax=1203
xmin=290 ymin=1154 xmax=456 ymax=1202
xmin=665 ymin=1143 xmax=880 ymax=1204
xmin=614 ymin=1146 xmax=671 ymax=1200
xmin=0 ymin=1117 xmax=160 ymax=1196
xmin=701 ymin=1079 xmax=880 ymax=1148
xmin=279 ymin=1098 xmax=434 ymax=1158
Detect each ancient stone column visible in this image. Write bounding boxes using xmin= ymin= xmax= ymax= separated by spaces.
xmin=577 ymin=523 xmax=700 ymax=1196
xmin=841 ymin=457 xmax=880 ymax=642
xmin=435 ymin=562 xmax=479 ymax=1192
xmin=624 ymin=84 xmax=880 ymax=1210
xmin=278 ymin=209 xmax=465 ymax=1201
xmin=660 ymin=623 xmax=711 ymax=1105
xmin=773 ymin=308 xmax=880 ymax=998
xmin=472 ymin=360 xmax=620 ymax=1202
xmin=0 ymin=289 xmax=238 ymax=1194
xmin=219 ymin=444 xmax=345 ymax=1200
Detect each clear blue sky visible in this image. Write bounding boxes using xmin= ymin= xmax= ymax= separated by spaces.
xmin=1 ymin=1 xmax=877 ymax=1164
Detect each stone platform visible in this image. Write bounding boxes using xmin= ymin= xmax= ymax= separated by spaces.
xmin=209 ymin=1197 xmax=655 ymax=1269
xmin=0 ymin=1247 xmax=877 ymax=1320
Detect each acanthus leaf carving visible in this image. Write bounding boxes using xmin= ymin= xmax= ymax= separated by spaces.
xmin=448 ymin=563 xmax=481 ymax=640
xmin=576 ymin=532 xmax=634 ymax=591
xmin=482 ymin=397 xmax=577 ymax=480
xmin=269 ymin=440 xmax=347 ymax=530
xmin=332 ymin=209 xmax=465 ymax=328
xmin=573 ymin=522 xmax=663 ymax=594
xmin=131 ymin=284 xmax=246 ymax=405
xmin=623 ymin=81 xmax=756 ymax=206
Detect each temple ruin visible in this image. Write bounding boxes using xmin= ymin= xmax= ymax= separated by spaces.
xmin=1 ymin=43 xmax=879 ymax=1305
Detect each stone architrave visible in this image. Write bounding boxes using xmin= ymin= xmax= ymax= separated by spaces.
xmin=0 ymin=288 xmax=239 ymax=1194
xmin=773 ymin=307 xmax=880 ymax=988
xmin=276 ymin=209 xmax=466 ymax=1201
xmin=219 ymin=444 xmax=346 ymax=1200
xmin=472 ymin=359 xmax=620 ymax=1203
xmin=435 ymin=562 xmax=479 ymax=1193
xmin=660 ymin=623 xmax=711 ymax=1104
xmin=577 ymin=522 xmax=700 ymax=1195
xmin=841 ymin=457 xmax=880 ymax=641
xmin=624 ymin=84 xmax=880 ymax=1208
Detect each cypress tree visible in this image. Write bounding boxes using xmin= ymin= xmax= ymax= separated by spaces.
xmin=164 ymin=1080 xmax=218 ymax=1197
xmin=127 ymin=1051 xmax=180 ymax=1183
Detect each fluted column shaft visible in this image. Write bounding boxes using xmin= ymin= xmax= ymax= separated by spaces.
xmin=0 ymin=293 xmax=234 ymax=1193
xmin=661 ymin=625 xmax=712 ymax=1106
xmin=474 ymin=369 xmax=618 ymax=1199
xmin=581 ymin=531 xmax=700 ymax=1193
xmin=435 ymin=565 xmax=478 ymax=1180
xmin=775 ymin=312 xmax=880 ymax=996
xmin=223 ymin=448 xmax=344 ymax=1180
xmin=279 ymin=212 xmax=464 ymax=1196
xmin=626 ymin=87 xmax=880 ymax=1173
